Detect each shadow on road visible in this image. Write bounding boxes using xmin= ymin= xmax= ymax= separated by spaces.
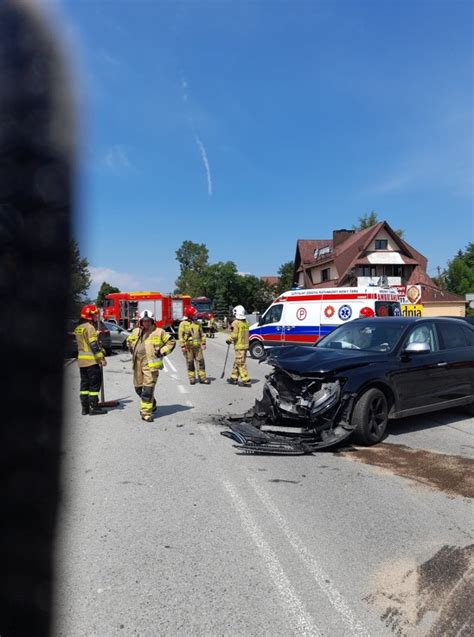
xmin=387 ymin=408 xmax=472 ymax=437
xmin=157 ymin=404 xmax=194 ymax=417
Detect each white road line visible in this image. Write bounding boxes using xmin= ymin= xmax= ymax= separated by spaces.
xmin=163 ymin=359 xmax=168 ymax=372
xmin=186 ymin=400 xmax=193 ymax=407
xmin=171 ymin=373 xmax=179 ymax=380
xmin=177 ymin=385 xmax=189 ymax=395
xmin=167 ymin=358 xmax=177 ymax=372
xmin=248 ymin=477 xmax=369 ymax=637
xmin=222 ymin=480 xmax=320 ymax=637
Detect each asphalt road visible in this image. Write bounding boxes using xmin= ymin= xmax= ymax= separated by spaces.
xmin=55 ymin=333 xmax=473 ymax=637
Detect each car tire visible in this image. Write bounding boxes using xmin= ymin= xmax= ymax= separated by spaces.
xmin=351 ymin=388 xmax=388 ymax=445
xmin=249 ymin=340 xmax=265 ymax=360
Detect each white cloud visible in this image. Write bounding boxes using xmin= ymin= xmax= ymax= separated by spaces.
xmin=97 ymin=49 xmax=120 ymax=67
xmin=194 ymin=135 xmax=213 ymax=196
xmin=103 ymin=145 xmax=135 ymax=172
xmin=89 ymin=267 xmax=140 ymax=295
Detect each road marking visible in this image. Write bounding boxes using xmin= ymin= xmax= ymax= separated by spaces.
xmin=248 ymin=477 xmax=369 ymax=636
xmin=171 ymin=373 xmax=179 ymax=380
xmin=222 ymin=480 xmax=320 ymax=637
xmin=186 ymin=399 xmax=193 ymax=407
xmin=177 ymin=385 xmax=189 ymax=395
xmin=163 ymin=359 xmax=168 ymax=372
xmin=167 ymin=358 xmax=177 ymax=372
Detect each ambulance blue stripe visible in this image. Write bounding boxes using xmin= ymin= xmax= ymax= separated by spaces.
xmin=250 ymin=325 xmax=337 ymax=337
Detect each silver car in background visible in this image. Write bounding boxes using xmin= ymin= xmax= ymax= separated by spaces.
xmin=103 ymin=321 xmax=131 ymax=350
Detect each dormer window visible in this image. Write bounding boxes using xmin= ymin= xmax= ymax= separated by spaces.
xmin=375 ymin=239 xmax=388 ymax=250
xmin=314 ymin=245 xmax=331 ymax=258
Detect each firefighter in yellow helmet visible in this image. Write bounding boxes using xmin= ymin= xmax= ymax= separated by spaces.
xmin=126 ymin=310 xmax=176 ymax=422
xmin=74 ymin=304 xmax=107 ymax=415
xmin=226 ymin=304 xmax=251 ymax=387
xmin=179 ymin=306 xmax=210 ymax=385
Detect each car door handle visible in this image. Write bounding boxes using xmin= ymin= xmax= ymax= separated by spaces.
xmin=437 ymin=361 xmax=447 ymax=367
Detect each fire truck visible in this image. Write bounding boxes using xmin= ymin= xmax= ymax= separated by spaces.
xmin=190 ymin=296 xmax=213 ymax=320
xmin=103 ymin=292 xmax=191 ymax=334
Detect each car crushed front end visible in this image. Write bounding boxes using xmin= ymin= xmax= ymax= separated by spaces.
xmin=222 ymin=347 xmax=359 ymax=454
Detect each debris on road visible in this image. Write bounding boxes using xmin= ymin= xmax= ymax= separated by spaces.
xmin=337 ymin=443 xmax=474 ymax=498
xmin=365 ymin=544 xmax=474 ymax=636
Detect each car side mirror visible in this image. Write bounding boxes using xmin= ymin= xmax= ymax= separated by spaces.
xmin=258 ymin=316 xmax=263 ymax=325
xmin=402 ymin=342 xmax=431 ymax=356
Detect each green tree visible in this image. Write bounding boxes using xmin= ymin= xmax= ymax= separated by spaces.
xmin=175 ymin=240 xmax=209 ymax=296
xmin=445 ymin=243 xmax=474 ymax=296
xmin=70 ymin=240 xmax=91 ymax=314
xmin=96 ymin=281 xmax=120 ymax=307
xmin=352 ymin=210 xmax=379 ymax=231
xmin=236 ymin=275 xmax=274 ymax=313
xmin=276 ymin=261 xmax=295 ymax=293
xmin=200 ymin=261 xmax=240 ymax=309
xmin=352 ymin=211 xmax=404 ymax=237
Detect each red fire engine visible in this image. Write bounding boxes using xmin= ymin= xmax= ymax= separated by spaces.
xmin=103 ymin=291 xmax=191 ymax=334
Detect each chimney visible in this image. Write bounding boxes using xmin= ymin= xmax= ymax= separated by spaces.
xmin=333 ymin=229 xmax=355 ymax=248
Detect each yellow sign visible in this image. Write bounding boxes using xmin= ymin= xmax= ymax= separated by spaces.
xmin=402 ymin=304 xmax=423 ymax=317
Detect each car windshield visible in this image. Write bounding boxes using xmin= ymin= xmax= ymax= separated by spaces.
xmin=316 ymin=321 xmax=406 ymax=352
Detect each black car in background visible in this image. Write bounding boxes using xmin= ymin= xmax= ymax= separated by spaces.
xmin=230 ymin=317 xmax=474 ymax=452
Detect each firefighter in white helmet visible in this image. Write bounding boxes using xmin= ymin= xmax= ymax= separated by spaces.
xmin=226 ymin=304 xmax=251 ymax=387
xmin=126 ymin=310 xmax=176 ymax=422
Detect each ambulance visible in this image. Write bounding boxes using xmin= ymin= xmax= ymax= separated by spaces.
xmin=248 ymin=287 xmax=401 ymax=359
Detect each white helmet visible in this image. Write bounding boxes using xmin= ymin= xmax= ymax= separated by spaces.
xmin=233 ymin=304 xmax=246 ymax=319
xmin=139 ymin=310 xmax=155 ymax=324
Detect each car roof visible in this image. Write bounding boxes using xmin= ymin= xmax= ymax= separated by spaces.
xmin=353 ymin=316 xmax=472 ymax=326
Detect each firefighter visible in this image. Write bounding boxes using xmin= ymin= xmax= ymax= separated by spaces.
xmin=127 ymin=310 xmax=176 ymax=422
xmin=74 ymin=304 xmax=107 ymax=415
xmin=179 ymin=306 xmax=210 ymax=385
xmin=207 ymin=315 xmax=217 ymax=338
xmin=226 ymin=304 xmax=251 ymax=387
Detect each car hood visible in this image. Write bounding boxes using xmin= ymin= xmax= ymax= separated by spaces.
xmin=266 ymin=345 xmax=386 ymax=377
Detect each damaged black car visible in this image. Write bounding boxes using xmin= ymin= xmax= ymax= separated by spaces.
xmin=222 ymin=317 xmax=474 ymax=454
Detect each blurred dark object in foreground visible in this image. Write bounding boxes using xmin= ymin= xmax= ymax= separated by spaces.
xmin=0 ymin=1 xmax=73 ymax=635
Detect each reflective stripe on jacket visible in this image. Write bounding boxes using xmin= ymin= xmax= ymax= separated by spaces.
xmin=74 ymin=321 xmax=104 ymax=368
xmin=229 ymin=319 xmax=249 ymax=350
xmin=127 ymin=326 xmax=176 ymax=370
xmin=178 ymin=320 xmax=206 ymax=349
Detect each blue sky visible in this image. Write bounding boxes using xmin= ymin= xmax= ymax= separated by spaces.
xmin=48 ymin=0 xmax=473 ymax=296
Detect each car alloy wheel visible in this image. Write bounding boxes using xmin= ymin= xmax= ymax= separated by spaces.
xmin=352 ymin=387 xmax=388 ymax=446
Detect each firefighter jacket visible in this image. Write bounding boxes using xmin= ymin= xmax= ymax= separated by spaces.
xmin=228 ymin=319 xmax=249 ymax=350
xmin=127 ymin=326 xmax=176 ymax=371
xmin=179 ymin=319 xmax=206 ymax=349
xmin=74 ymin=321 xmax=105 ymax=368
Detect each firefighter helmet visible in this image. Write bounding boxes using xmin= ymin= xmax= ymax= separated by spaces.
xmin=184 ymin=306 xmax=197 ymax=319
xmin=359 ymin=306 xmax=375 ymax=318
xmin=233 ymin=304 xmax=246 ymax=319
xmin=139 ymin=310 xmax=155 ymax=325
xmin=80 ymin=304 xmax=99 ymax=320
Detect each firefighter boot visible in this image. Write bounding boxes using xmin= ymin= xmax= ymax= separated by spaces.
xmin=189 ymin=377 xmax=196 ymax=385
xmin=89 ymin=396 xmax=107 ymax=415
xmin=80 ymin=394 xmax=89 ymax=415
xmin=226 ymin=378 xmax=238 ymax=385
xmin=199 ymin=378 xmax=210 ymax=384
